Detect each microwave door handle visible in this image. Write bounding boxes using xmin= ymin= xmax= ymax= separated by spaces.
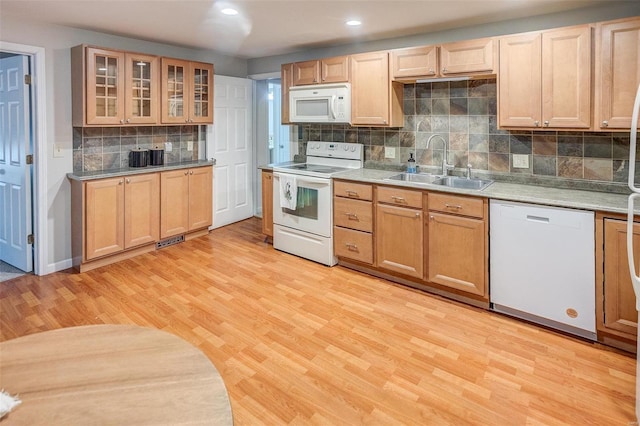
xmin=330 ymin=95 xmax=337 ymax=119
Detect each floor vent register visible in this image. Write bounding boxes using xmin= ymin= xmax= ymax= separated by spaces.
xmin=156 ymin=235 xmax=185 ymax=249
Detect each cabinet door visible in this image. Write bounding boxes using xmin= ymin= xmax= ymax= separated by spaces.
xmin=161 ymin=58 xmax=190 ymax=124
xmin=498 ymin=33 xmax=542 ymax=128
xmin=541 ymin=26 xmax=591 ymax=128
xmin=160 ymin=170 xmax=190 ymax=238
xmin=376 ymin=204 xmax=424 ymax=279
xmin=321 ymin=56 xmax=349 ymax=83
xmin=188 ymin=167 xmax=213 ymax=231
xmin=124 ymin=173 xmax=159 ymax=248
xmin=428 ymin=212 xmax=485 ymax=296
xmin=293 ymin=60 xmax=320 ymax=85
xmin=351 ymin=52 xmax=403 ymax=127
xmin=391 ymin=46 xmax=438 ymax=79
xmin=281 ymin=63 xmax=293 ymax=124
xmin=189 ymin=61 xmax=214 ymax=124
xmin=86 ymin=47 xmax=125 ymax=125
xmin=124 ymin=53 xmax=159 ymax=124
xmin=440 ymin=38 xmax=495 ymax=75
xmin=603 ymin=219 xmax=639 ymax=337
xmin=85 ymin=177 xmax=125 ymax=260
xmin=595 ymin=18 xmax=640 ymax=129
xmin=261 ymin=171 xmax=273 ymax=237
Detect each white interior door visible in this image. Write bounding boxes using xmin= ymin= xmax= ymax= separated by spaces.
xmin=0 ymin=54 xmax=32 ymax=272
xmin=209 ymin=75 xmax=253 ymax=228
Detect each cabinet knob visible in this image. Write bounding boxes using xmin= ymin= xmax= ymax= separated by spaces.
xmin=126 ymin=178 xmax=131 ymax=184
xmin=118 ymin=180 xmax=123 ymax=185
xmin=442 ymin=68 xmax=447 ymax=73
xmin=534 ymin=121 xmax=540 ymax=127
xmin=544 ymin=120 xmax=550 ymax=127
xmin=185 ymin=119 xmax=189 ymax=123
xmin=126 ymin=118 xmax=131 ymax=123
xmin=602 ymin=120 xmax=609 ymax=127
xmin=190 ymin=171 xmax=194 ymax=175
xmin=120 ymin=119 xmax=125 ymax=124
xmin=415 ymin=212 xmax=420 ymax=218
xmin=430 ymin=215 xmax=434 ymax=221
xmin=184 ymin=171 xmax=188 ymax=175
xmin=429 ymin=69 xmax=435 ymax=75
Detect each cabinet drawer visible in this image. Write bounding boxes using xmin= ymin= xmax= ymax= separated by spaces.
xmin=428 ymin=193 xmax=484 ymax=218
xmin=377 ymin=186 xmax=423 ymax=209
xmin=334 ymin=181 xmax=373 ymax=201
xmin=334 ymin=227 xmax=373 ymax=264
xmin=334 ymin=197 xmax=373 ymax=232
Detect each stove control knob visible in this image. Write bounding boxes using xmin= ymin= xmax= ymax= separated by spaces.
xmin=350 ymin=146 xmax=357 ymax=152
xmin=315 ymin=143 xmax=320 ymax=149
xmin=343 ymin=145 xmax=349 ymax=151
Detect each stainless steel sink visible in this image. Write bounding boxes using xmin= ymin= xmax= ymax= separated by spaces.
xmin=385 ymin=173 xmax=441 ymax=184
xmin=432 ymin=176 xmax=494 ymax=190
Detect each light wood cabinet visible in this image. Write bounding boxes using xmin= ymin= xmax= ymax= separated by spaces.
xmin=261 ymin=170 xmax=273 ymax=237
xmin=161 ymin=58 xmax=214 ymax=124
xmin=292 ymin=56 xmax=349 ymax=86
xmin=160 ymin=166 xmax=213 ymax=238
xmin=498 ymin=25 xmax=592 ymax=129
xmin=375 ymin=186 xmax=424 ymax=278
xmin=390 ymin=46 xmax=438 ymax=79
xmin=595 ymin=17 xmax=640 ymax=130
xmin=281 ymin=63 xmax=293 ymax=124
xmin=72 ymin=46 xmax=160 ymax=126
xmin=596 ymin=215 xmax=639 ymax=352
xmin=390 ymin=38 xmax=495 ymax=80
xmin=84 ymin=173 xmax=159 ymax=261
xmin=350 ymin=52 xmax=404 ymax=127
xmin=440 ymin=38 xmax=496 ymax=76
xmin=333 ymin=181 xmax=373 ymax=264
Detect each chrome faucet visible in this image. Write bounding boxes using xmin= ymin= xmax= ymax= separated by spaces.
xmin=426 ymin=134 xmax=454 ymax=176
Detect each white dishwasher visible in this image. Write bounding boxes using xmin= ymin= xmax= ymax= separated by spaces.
xmin=490 ymin=200 xmax=595 ymax=340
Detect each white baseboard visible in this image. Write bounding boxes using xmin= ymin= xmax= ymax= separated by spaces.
xmin=43 ymin=258 xmax=73 ymax=276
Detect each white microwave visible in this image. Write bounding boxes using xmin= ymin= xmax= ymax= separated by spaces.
xmin=289 ymin=83 xmax=351 ymax=123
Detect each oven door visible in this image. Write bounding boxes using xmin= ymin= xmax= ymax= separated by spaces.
xmin=273 ymin=172 xmax=332 ymax=237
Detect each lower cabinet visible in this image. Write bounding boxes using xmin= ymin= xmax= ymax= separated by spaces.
xmin=160 ymin=167 xmax=213 ymax=239
xmin=333 ymin=180 xmax=374 ymax=264
xmin=596 ymin=214 xmax=639 ymax=352
xmin=261 ymin=170 xmax=273 ymax=237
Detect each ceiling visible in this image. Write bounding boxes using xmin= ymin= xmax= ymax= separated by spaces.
xmin=0 ymin=0 xmax=612 ymax=59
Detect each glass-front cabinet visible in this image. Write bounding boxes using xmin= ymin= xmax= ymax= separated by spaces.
xmin=79 ymin=47 xmax=160 ymax=125
xmin=161 ymin=58 xmax=214 ymax=124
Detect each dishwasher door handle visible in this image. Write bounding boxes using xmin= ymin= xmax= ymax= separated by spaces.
xmin=526 ymin=215 xmax=550 ymax=223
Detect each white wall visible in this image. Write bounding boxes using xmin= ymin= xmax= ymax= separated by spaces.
xmin=0 ymin=13 xmax=249 ymax=273
xmin=247 ymin=1 xmax=640 ymax=75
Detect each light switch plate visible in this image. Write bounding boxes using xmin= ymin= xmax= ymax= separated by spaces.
xmin=53 ymin=143 xmax=63 ymax=158
xmin=385 ymin=147 xmax=396 ymax=159
xmin=165 ymin=142 xmax=173 ymax=152
xmin=513 ymin=154 xmax=529 ymax=169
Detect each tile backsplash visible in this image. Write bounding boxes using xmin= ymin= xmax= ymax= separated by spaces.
xmin=297 ymin=78 xmax=634 ymax=185
xmin=72 ymin=125 xmax=205 ymax=173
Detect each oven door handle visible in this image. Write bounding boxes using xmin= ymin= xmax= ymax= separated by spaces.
xmin=273 ymin=172 xmax=330 ymax=186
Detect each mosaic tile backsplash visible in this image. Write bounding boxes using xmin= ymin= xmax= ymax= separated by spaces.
xmin=297 ymin=79 xmax=634 ymax=185
xmin=73 ymin=125 xmax=205 ymax=172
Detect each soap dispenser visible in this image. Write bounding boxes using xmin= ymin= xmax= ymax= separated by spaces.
xmin=407 ymin=152 xmax=417 ymax=174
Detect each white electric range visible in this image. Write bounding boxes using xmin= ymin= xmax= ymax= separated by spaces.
xmin=272 ymin=141 xmax=363 ymax=266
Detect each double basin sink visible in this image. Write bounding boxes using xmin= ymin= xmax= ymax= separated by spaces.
xmin=385 ymin=173 xmax=494 ymax=191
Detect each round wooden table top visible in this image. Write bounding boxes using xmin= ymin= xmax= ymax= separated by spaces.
xmin=0 ymin=325 xmax=233 ymax=425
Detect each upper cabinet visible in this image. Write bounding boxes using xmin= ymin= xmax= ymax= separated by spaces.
xmin=498 ymin=25 xmax=592 ymax=129
xmin=292 ymin=56 xmax=349 ymax=85
xmin=390 ymin=38 xmax=496 ymax=80
xmin=281 ymin=63 xmax=293 ymax=124
xmin=595 ymin=17 xmax=640 ymax=130
xmin=350 ymin=52 xmax=404 ymax=127
xmin=72 ymin=46 xmax=160 ymax=126
xmin=72 ymin=45 xmax=214 ymax=127
xmin=161 ymin=58 xmax=214 ymax=124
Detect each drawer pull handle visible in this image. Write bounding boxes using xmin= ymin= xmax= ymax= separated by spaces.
xmin=345 ymin=243 xmax=358 ymax=251
xmin=345 ymin=190 xmax=359 ymax=197
xmin=391 ymin=196 xmax=406 ymax=202
xmin=345 ymin=212 xmax=359 ymax=220
xmin=445 ymin=203 xmax=462 ymax=210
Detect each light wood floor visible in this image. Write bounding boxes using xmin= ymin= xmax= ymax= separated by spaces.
xmin=1 ymin=218 xmax=636 ymax=425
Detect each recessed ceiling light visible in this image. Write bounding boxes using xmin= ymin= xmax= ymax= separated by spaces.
xmin=346 ymin=20 xmax=362 ymax=26
xmin=221 ymin=8 xmax=238 ymax=15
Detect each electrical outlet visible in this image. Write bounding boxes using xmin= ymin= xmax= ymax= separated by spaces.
xmin=512 ymin=154 xmax=529 ymax=169
xmin=164 ymin=142 xmax=172 ymax=152
xmin=385 ymin=147 xmax=396 ymax=159
xmin=53 ymin=143 xmax=63 ymax=158
xmin=187 ymin=141 xmax=193 ymax=152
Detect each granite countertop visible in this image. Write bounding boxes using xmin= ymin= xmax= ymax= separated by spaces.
xmin=67 ymin=160 xmax=215 ymax=181
xmin=330 ymin=168 xmax=635 ymax=215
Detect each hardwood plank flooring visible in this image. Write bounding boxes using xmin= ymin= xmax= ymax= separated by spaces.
xmin=0 ymin=218 xmax=636 ymax=425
